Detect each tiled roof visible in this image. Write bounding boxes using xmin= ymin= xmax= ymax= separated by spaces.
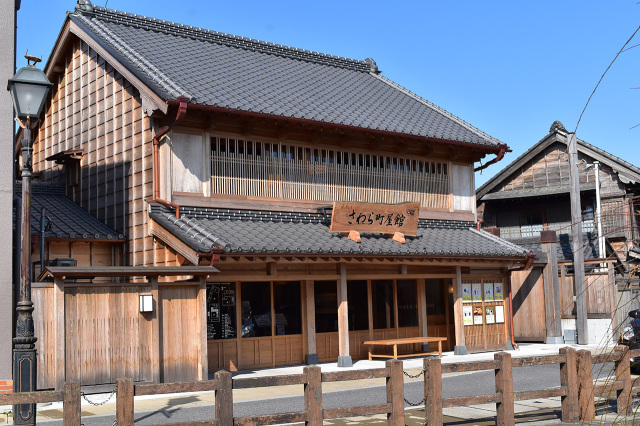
xmin=67 ymin=2 xmax=503 ymax=149
xmin=15 ymin=182 xmax=125 ymax=240
xmin=149 ymin=204 xmax=528 ymax=258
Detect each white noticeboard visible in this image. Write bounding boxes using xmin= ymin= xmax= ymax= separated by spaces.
xmin=463 ymin=305 xmax=473 ymax=326
xmin=496 ymin=305 xmax=505 ymax=324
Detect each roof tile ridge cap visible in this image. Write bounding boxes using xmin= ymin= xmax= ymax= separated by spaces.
xmin=75 ymin=12 xmax=192 ymax=100
xmin=88 ymin=5 xmax=370 ymax=72
xmin=371 ymin=73 xmax=503 ymax=146
xmin=183 ymin=217 xmax=227 ymax=249
xmin=469 ymin=227 xmax=529 ymax=255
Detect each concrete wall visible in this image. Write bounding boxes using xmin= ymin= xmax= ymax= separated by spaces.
xmin=0 ymin=0 xmax=17 ymax=384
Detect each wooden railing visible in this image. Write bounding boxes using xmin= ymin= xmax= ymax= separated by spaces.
xmin=2 ymin=346 xmax=639 ymax=425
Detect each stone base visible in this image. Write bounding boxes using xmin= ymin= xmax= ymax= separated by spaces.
xmin=545 ymin=336 xmax=564 ymax=345
xmin=337 ymin=356 xmax=352 ymax=368
xmin=454 ymin=345 xmax=468 ymax=355
xmin=305 ymin=354 xmax=319 ymax=365
xmin=506 ymin=341 xmax=515 ymax=351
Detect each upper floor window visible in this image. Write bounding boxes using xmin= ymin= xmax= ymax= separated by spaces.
xmin=210 ymin=137 xmax=451 ymax=209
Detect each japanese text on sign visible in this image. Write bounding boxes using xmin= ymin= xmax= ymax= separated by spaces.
xmin=329 ymin=202 xmax=420 ymax=236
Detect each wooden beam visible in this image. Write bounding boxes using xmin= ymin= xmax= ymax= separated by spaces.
xmin=54 ymin=277 xmax=65 ymax=391
xmin=453 ymin=266 xmax=466 ymax=354
xmin=149 ymin=219 xmax=200 ymax=266
xmin=198 ymin=277 xmax=208 ymax=380
xmin=150 ymin=277 xmax=161 ymax=383
xmin=418 ymin=278 xmax=428 ymax=338
xmin=305 ymin=280 xmax=317 ymax=363
xmin=337 ymin=264 xmax=351 ymax=366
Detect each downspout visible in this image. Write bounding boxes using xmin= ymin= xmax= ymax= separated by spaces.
xmin=152 ymin=96 xmax=190 ymax=219
xmin=475 ymin=143 xmax=508 ymax=172
xmin=507 ymin=253 xmax=536 ymax=350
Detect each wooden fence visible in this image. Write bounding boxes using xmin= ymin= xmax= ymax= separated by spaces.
xmin=1 ymin=346 xmax=638 ymax=425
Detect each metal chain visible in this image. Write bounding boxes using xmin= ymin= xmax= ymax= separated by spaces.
xmin=403 ymin=369 xmax=426 ymax=379
xmin=81 ymin=387 xmax=117 ymax=406
xmin=403 ymin=396 xmax=426 ymax=406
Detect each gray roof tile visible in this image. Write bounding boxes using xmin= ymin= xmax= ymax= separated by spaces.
xmin=68 ymin=4 xmax=503 ymax=148
xmin=15 ymin=182 xmax=125 ymax=241
xmin=149 ymin=204 xmax=528 ymax=258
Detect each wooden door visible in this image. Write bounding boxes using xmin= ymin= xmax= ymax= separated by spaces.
xmin=511 ymin=267 xmax=546 ymax=341
xmin=160 ymin=285 xmax=200 ymax=383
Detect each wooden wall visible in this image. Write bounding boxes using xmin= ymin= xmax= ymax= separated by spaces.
xmin=559 ymin=273 xmax=614 ymax=317
xmin=31 ymin=240 xmax=123 ymax=281
xmin=32 ymin=282 xmax=203 ymax=389
xmin=493 ymin=142 xmax=624 ymax=196
xmin=511 ymin=268 xmax=546 ymax=341
xmin=35 ymin=39 xmax=154 ymax=267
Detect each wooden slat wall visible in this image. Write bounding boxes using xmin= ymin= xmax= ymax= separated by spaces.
xmin=64 ymin=285 xmax=152 ymax=386
xmin=34 ymin=39 xmax=153 ymax=268
xmin=33 ymin=285 xmax=55 ymax=390
xmin=511 ymin=268 xmax=546 ymax=341
xmin=560 ymin=273 xmax=613 ymax=316
xmin=210 ymin=137 xmax=451 ymax=210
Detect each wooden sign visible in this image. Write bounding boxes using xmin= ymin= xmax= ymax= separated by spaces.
xmin=329 ymin=202 xmax=420 ymax=236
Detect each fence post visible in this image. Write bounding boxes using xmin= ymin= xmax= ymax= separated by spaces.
xmin=559 ymin=347 xmax=579 ymax=422
xmin=63 ymin=381 xmax=81 ymax=426
xmin=304 ymin=366 xmax=322 ymax=426
xmin=424 ymin=357 xmax=443 ymax=426
xmin=494 ymin=352 xmax=514 ymax=426
xmin=116 ymin=377 xmax=134 ymax=425
xmin=386 ymin=359 xmax=405 ymax=426
xmin=577 ymin=349 xmax=595 ymax=422
xmin=215 ymin=370 xmax=233 ymax=425
xmin=614 ymin=345 xmax=632 ymax=415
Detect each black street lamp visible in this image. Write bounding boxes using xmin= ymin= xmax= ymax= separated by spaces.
xmin=7 ymin=53 xmax=52 ymax=426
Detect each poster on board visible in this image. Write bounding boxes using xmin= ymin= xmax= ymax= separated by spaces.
xmin=494 ymin=282 xmax=504 ymax=301
xmin=496 ymin=305 xmax=505 ymax=323
xmin=462 ymin=284 xmax=472 ymax=302
xmin=484 ymin=283 xmax=494 ymax=301
xmin=463 ymin=305 xmax=473 ymax=325
xmin=472 ymin=283 xmax=482 ymax=302
xmin=485 ymin=307 xmax=495 ymax=324
xmin=473 ymin=306 xmax=483 ymax=325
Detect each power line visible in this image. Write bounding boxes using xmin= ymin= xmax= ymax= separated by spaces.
xmin=574 ymin=24 xmax=640 ymax=134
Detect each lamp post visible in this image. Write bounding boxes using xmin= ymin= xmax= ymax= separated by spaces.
xmin=7 ymin=53 xmax=52 ymax=426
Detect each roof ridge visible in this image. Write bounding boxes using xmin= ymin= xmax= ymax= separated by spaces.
xmin=372 ymin=73 xmax=503 ymax=146
xmin=81 ymin=6 xmax=373 ymax=73
xmin=73 ymin=12 xmax=193 ymax=99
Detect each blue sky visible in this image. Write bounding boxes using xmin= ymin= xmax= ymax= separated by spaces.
xmin=16 ymin=1 xmax=640 ymax=188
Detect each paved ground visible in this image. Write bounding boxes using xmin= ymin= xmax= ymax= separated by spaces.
xmin=3 ymin=343 xmax=640 ymax=425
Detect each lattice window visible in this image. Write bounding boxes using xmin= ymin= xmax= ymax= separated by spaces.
xmin=601 ymin=199 xmax=626 ymax=237
xmin=210 ymin=137 xmax=450 ymax=209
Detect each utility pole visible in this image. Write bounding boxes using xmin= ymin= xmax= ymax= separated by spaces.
xmin=568 ymin=133 xmax=588 ymax=344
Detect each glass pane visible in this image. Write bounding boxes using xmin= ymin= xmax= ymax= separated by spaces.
xmin=315 ymin=281 xmax=338 ymax=333
xmin=273 ymin=281 xmax=301 ymax=335
xmin=397 ymin=280 xmax=418 ymax=327
xmin=206 ymin=283 xmax=236 ymax=340
xmin=347 ymin=280 xmax=368 ymax=331
xmin=425 ymin=279 xmax=446 ymax=324
xmin=372 ymin=280 xmax=395 ymax=329
xmin=241 ymin=282 xmax=271 ymax=337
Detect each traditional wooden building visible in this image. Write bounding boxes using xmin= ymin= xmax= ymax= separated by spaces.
xmin=477 ymin=121 xmax=640 ymax=344
xmin=30 ymin=0 xmax=530 ymax=376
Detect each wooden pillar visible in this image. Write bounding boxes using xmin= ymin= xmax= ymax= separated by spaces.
xmin=417 ymin=278 xmax=429 ymax=352
xmin=197 ymin=277 xmax=208 ymax=380
xmin=305 ymin=280 xmax=319 ymax=364
xmin=608 ymin=263 xmax=618 ymax=342
xmin=453 ymin=266 xmax=467 ymax=355
xmin=568 ymin=133 xmax=588 ymax=344
xmin=337 ymin=263 xmax=352 ymax=367
xmin=541 ymin=231 xmax=563 ymax=344
xmin=54 ymin=277 xmax=65 ymax=391
xmin=150 ymin=277 xmax=161 ymax=383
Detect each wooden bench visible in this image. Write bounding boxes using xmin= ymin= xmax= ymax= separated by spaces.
xmin=363 ymin=336 xmax=447 ymax=360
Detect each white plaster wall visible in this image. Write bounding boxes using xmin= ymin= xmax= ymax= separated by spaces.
xmin=561 ymin=318 xmax=615 ymax=347
xmin=0 ymin=0 xmax=17 ymax=381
